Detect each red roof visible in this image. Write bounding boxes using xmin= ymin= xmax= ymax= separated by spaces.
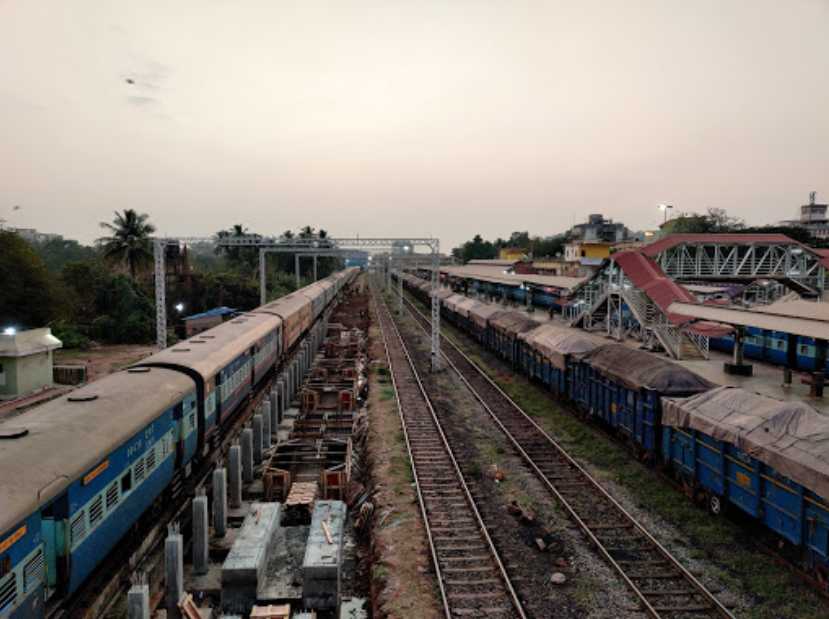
xmin=642 ymin=233 xmax=829 ymax=270
xmin=613 ymin=251 xmax=732 ymax=337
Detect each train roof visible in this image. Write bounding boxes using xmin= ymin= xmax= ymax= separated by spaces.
xmin=489 ymin=311 xmax=541 ymax=336
xmin=443 ymin=294 xmax=468 ymax=313
xmin=468 ymin=303 xmax=506 ymax=328
xmin=255 ymin=290 xmax=312 ymax=319
xmin=663 ymin=386 xmax=829 ymax=500
xmin=0 ymin=367 xmax=194 ymax=533
xmin=299 ymin=281 xmax=328 ymax=303
xmin=136 ymin=311 xmax=280 ymax=380
xmin=587 ymin=344 xmax=714 ymax=394
xmin=519 ymin=323 xmax=605 ymax=370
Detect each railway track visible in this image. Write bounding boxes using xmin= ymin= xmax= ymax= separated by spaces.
xmin=372 ymin=286 xmax=527 ymax=619
xmin=400 ymin=294 xmax=734 ymax=619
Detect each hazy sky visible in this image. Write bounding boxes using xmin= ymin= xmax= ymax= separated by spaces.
xmin=1 ymin=1 xmax=827 ymax=252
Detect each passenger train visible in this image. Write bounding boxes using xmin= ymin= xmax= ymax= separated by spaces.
xmin=399 ymin=272 xmax=829 ymax=580
xmin=711 ymin=328 xmax=829 ymax=373
xmin=0 ymin=268 xmax=358 ymax=618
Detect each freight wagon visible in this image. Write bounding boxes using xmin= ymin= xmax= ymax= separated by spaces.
xmin=397 ymin=270 xmax=829 ymax=579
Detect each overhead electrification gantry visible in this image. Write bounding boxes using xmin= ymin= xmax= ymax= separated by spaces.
xmin=153 ymin=235 xmax=442 ymax=371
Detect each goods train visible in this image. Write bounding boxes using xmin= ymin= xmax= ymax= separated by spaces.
xmin=399 ymin=272 xmax=829 ymax=580
xmin=0 ymin=268 xmax=358 ymax=618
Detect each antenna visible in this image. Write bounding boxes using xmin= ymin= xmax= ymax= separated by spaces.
xmin=810 ymin=191 xmax=817 ymax=206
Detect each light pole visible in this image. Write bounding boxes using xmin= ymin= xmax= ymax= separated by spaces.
xmin=658 ymin=203 xmax=674 ymax=225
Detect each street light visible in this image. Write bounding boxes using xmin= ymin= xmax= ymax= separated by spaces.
xmin=658 ymin=203 xmax=674 ymax=224
xmin=174 ymin=302 xmax=185 ymax=313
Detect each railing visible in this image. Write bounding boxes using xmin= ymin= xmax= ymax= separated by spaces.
xmin=685 ymin=329 xmax=710 ymax=359
xmin=566 ymin=279 xmax=608 ymax=326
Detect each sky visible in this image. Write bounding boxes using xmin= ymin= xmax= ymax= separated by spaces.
xmin=1 ymin=0 xmax=828 ymax=252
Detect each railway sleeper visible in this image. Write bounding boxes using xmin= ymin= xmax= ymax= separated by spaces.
xmin=649 ymin=603 xmax=714 ymax=613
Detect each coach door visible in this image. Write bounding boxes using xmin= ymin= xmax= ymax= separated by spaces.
xmin=40 ymin=496 xmax=69 ymax=592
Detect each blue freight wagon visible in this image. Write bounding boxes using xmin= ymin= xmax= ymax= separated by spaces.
xmin=662 ymin=387 xmax=829 ymax=571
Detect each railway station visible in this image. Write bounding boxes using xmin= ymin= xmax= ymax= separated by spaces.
xmin=3 ymin=4 xmax=829 ymax=618
xmin=4 ymin=228 xmax=829 ymax=618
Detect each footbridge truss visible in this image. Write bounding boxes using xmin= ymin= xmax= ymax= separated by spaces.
xmin=644 ymin=234 xmax=828 ymax=297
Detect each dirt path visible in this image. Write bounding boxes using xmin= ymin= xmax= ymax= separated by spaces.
xmin=55 ymin=344 xmax=156 ymax=383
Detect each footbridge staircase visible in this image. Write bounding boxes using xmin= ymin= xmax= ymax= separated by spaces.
xmin=566 ymin=251 xmax=725 ymax=360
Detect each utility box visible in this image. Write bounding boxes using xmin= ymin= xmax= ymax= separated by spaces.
xmin=0 ymin=327 xmax=62 ymax=399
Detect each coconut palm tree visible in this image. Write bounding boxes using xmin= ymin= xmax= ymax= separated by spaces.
xmin=214 ymin=224 xmax=260 ymax=273
xmin=97 ymin=209 xmax=156 ymax=279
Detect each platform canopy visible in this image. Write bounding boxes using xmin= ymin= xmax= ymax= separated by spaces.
xmin=440 ymin=265 xmax=584 ymax=292
xmin=667 ymin=299 xmax=829 ymax=340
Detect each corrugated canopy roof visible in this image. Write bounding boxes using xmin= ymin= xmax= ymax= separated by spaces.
xmin=667 ymin=301 xmax=829 ymax=340
xmin=441 ymin=265 xmax=584 ymax=291
xmin=467 ymin=259 xmax=518 ymax=266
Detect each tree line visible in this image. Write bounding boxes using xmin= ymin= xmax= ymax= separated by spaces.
xmin=452 ymin=231 xmax=566 ymax=263
xmin=0 ymin=210 xmax=339 ymax=349
xmin=452 ymin=208 xmax=828 ymax=264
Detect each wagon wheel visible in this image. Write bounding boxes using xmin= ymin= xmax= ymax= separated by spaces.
xmin=815 ymin=566 xmax=829 ymax=592
xmin=708 ymin=493 xmax=723 ymax=516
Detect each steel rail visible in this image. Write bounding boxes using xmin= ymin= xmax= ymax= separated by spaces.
xmin=372 ymin=285 xmax=527 ymax=619
xmin=401 ymin=294 xmax=734 ymax=619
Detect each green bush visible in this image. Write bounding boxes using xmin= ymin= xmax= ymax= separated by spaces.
xmin=50 ymin=321 xmax=91 ymax=350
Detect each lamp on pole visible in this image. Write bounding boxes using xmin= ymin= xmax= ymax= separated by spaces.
xmin=658 ymin=203 xmax=674 ymax=225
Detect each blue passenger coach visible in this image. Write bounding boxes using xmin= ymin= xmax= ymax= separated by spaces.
xmin=0 ymin=269 xmax=358 ymax=618
xmin=0 ymin=368 xmax=195 ymax=616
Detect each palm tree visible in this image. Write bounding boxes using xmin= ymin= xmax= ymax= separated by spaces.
xmin=215 ymin=224 xmax=260 ymax=273
xmin=97 ymin=209 xmax=156 ymax=279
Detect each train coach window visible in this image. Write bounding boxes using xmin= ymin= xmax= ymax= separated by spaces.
xmin=0 ymin=555 xmax=10 ymax=577
xmin=801 ymin=345 xmax=810 ymax=354
xmin=121 ymin=471 xmax=132 ymax=493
